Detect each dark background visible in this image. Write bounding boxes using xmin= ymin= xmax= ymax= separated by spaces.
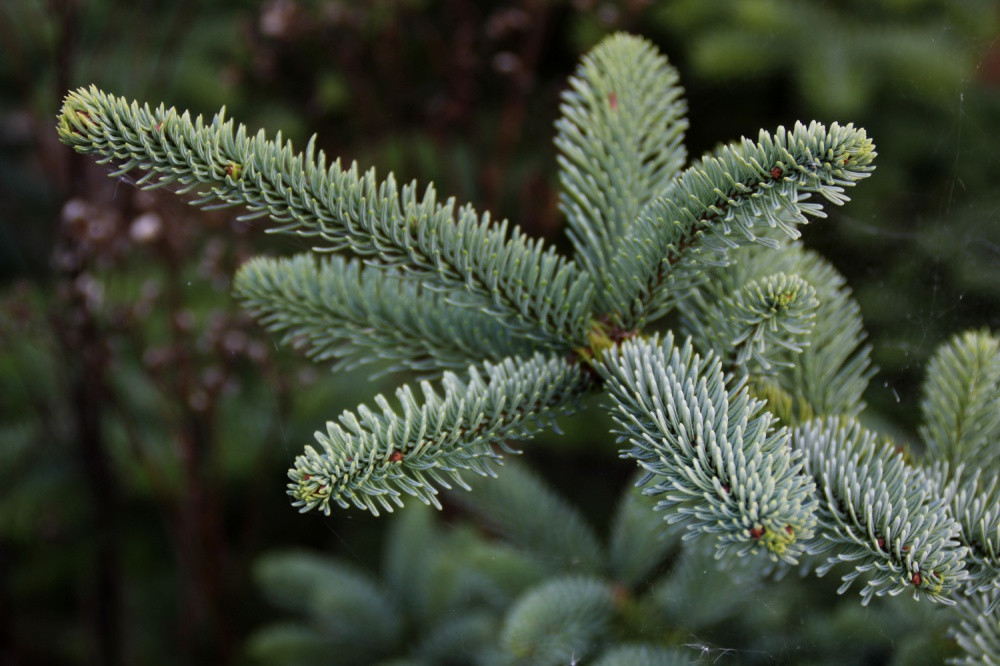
xmin=2 ymin=1 xmax=999 ymax=663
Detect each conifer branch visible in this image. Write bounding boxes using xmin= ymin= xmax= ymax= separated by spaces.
xmin=792 ymin=418 xmax=968 ymax=605
xmin=234 ymin=254 xmax=540 ymax=377
xmin=555 ymin=32 xmax=686 ymax=310
xmin=455 ymin=461 xmax=605 ymax=574
xmin=605 ymin=122 xmax=875 ymax=327
xmin=934 ymin=465 xmax=1000 ymax=607
xmin=56 ymin=86 xmax=595 ymax=347
xmin=682 ymin=243 xmax=872 ymax=420
xmin=288 ymin=353 xmax=594 ymax=515
xmin=681 ymin=272 xmax=819 ymax=375
xmin=253 ymin=551 xmax=402 ymax=650
xmin=501 ymin=576 xmax=617 ymax=663
xmin=919 ymin=330 xmax=1000 ymax=473
xmin=950 ymin=593 xmax=1000 ymax=665
xmin=600 ymin=333 xmax=818 ymax=563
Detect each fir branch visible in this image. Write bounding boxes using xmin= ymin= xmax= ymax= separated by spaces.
xmin=792 ymin=418 xmax=968 ymax=605
xmin=501 ymin=576 xmax=617 ymax=664
xmin=681 ymin=271 xmax=819 ymax=375
xmin=607 ymin=474 xmax=683 ymax=587
xmin=234 ymin=254 xmax=540 ymax=377
xmin=605 ymin=122 xmax=875 ymax=327
xmin=949 ymin=593 xmax=1000 ymax=665
xmin=455 ymin=461 xmax=605 ymax=575
xmin=56 ymin=86 xmax=595 ymax=347
xmin=554 ymin=32 xmax=686 ymax=308
xmin=253 ymin=550 xmax=402 ymax=658
xmin=288 ymin=353 xmax=594 ymax=516
xmin=683 ymin=243 xmax=872 ymax=420
xmin=600 ymin=333 xmax=818 ymax=563
xmin=933 ymin=465 xmax=1000 ymax=606
xmin=919 ymin=329 xmax=1000 ymax=473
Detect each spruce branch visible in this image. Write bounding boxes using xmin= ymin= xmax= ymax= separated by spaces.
xmin=792 ymin=418 xmax=968 ymax=605
xmin=288 ymin=353 xmax=594 ymax=515
xmin=234 ymin=254 xmax=539 ymax=377
xmin=919 ymin=329 xmax=1000 ymax=473
xmin=605 ymin=122 xmax=875 ymax=327
xmin=253 ymin=551 xmax=402 ymax=651
xmin=600 ymin=333 xmax=818 ymax=563
xmin=56 ymin=86 xmax=595 ymax=347
xmin=554 ymin=32 xmax=686 ymax=308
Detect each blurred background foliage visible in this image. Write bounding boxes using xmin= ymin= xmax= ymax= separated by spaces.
xmin=1 ymin=0 xmax=998 ymax=663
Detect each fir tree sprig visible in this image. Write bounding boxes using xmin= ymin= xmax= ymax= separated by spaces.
xmin=555 ymin=32 xmax=687 ymax=311
xmin=682 ymin=243 xmax=872 ymax=421
xmin=950 ymin=592 xmax=1000 ymax=665
xmin=934 ymin=465 xmax=1000 ymax=607
xmin=234 ymin=254 xmax=539 ymax=377
xmin=792 ymin=418 xmax=968 ymax=605
xmin=600 ymin=333 xmax=818 ymax=563
xmin=680 ymin=271 xmax=819 ymax=375
xmin=288 ymin=353 xmax=594 ymax=515
xmin=56 ymin=86 xmax=595 ymax=347
xmin=605 ymin=122 xmax=876 ymax=327
xmin=455 ymin=461 xmax=605 ymax=575
xmin=501 ymin=576 xmax=618 ymax=664
xmin=919 ymin=329 xmax=1000 ymax=474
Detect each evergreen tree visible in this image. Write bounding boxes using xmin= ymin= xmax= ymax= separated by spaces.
xmin=57 ymin=33 xmax=998 ymax=664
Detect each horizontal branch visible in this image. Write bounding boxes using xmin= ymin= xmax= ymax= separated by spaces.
xmin=57 ymin=86 xmax=595 ymax=347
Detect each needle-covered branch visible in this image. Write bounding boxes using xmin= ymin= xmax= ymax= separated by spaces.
xmin=234 ymin=254 xmax=540 ymax=377
xmin=792 ymin=418 xmax=968 ymax=605
xmin=288 ymin=353 xmax=594 ymax=515
xmin=606 ymin=122 xmax=875 ymax=327
xmin=57 ymin=86 xmax=595 ymax=347
xmin=600 ymin=333 xmax=818 ymax=563
xmin=555 ymin=33 xmax=686 ymax=308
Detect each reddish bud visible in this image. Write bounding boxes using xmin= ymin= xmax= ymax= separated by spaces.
xmin=608 ymin=92 xmax=618 ymax=110
xmin=785 ymin=525 xmax=794 ymax=535
xmin=390 ymin=450 xmax=404 ymax=463
xmin=770 ymin=166 xmax=783 ymax=179
xmin=749 ymin=526 xmax=765 ymax=540
xmin=911 ymin=572 xmax=922 ymax=586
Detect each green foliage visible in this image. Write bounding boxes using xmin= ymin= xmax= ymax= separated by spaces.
xmin=654 ymin=0 xmax=995 ymax=116
xmin=683 ymin=243 xmax=873 ymax=420
xmin=919 ymin=330 xmax=1000 ymax=473
xmin=455 ymin=459 xmax=604 ymax=575
xmin=603 ymin=120 xmax=874 ymax=327
xmin=554 ymin=31 xmax=687 ymax=311
xmin=234 ymin=253 xmax=537 ymax=376
xmin=602 ymin=332 xmax=818 ymax=563
xmin=501 ymin=576 xmax=617 ymax=663
xmin=287 ymin=352 xmax=591 ymax=515
xmin=55 ymin=30 xmax=999 ymax=665
xmin=56 ymin=85 xmax=594 ymax=348
xmin=793 ymin=418 xmax=967 ymax=605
